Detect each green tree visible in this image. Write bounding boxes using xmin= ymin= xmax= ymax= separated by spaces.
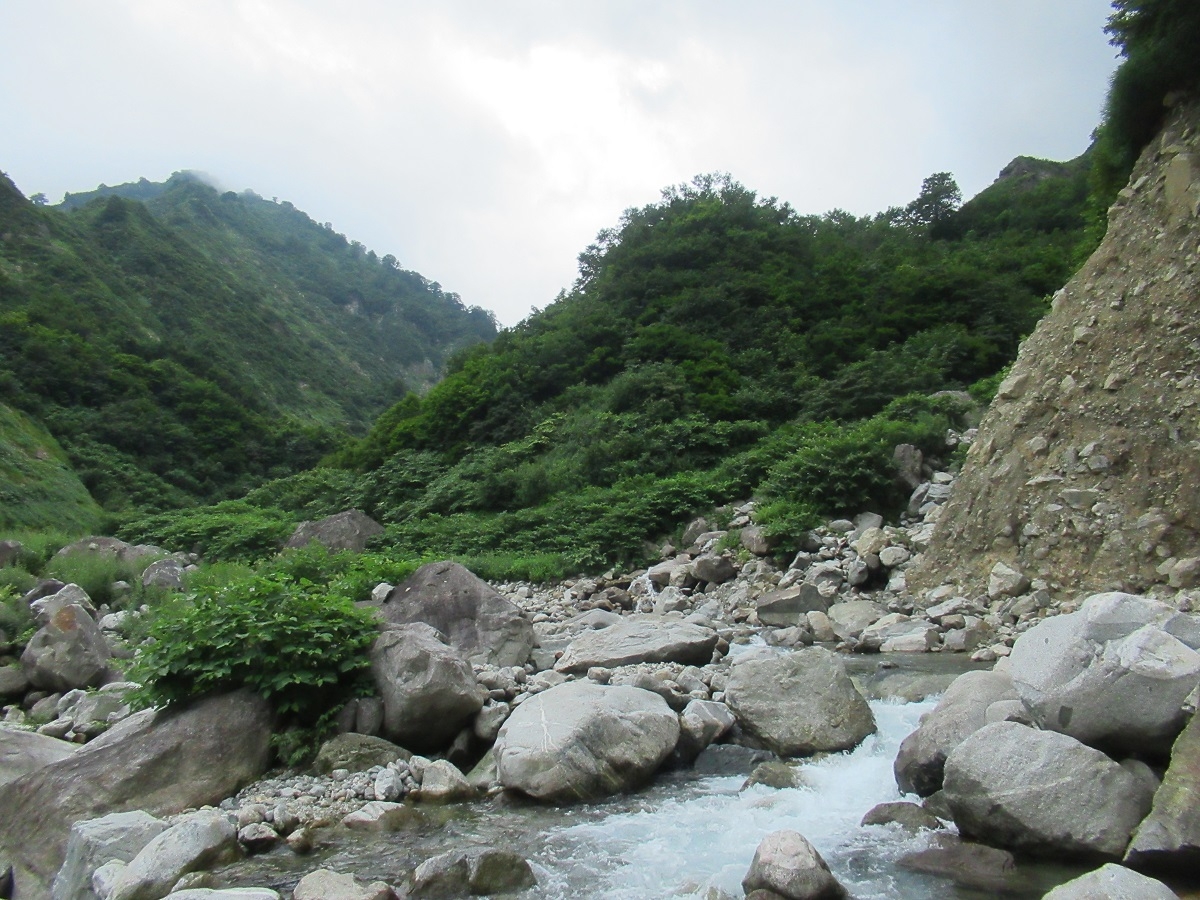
xmin=905 ymin=172 xmax=962 ymax=234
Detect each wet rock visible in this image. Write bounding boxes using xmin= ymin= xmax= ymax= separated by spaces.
xmin=341 ymin=802 xmax=423 ymax=832
xmin=724 ymin=648 xmax=875 ymax=756
xmin=897 ymin=835 xmax=1018 ymax=894
xmin=293 ymin=868 xmax=395 ymax=900
xmin=494 ymin=682 xmax=678 ymax=802
xmin=314 ymin=734 xmax=410 ymax=775
xmin=416 ymin=759 xmax=473 ymax=804
xmin=410 ymin=848 xmax=535 ymax=898
xmin=51 ymin=811 xmax=166 ymax=900
xmin=108 ymin=810 xmax=238 ymax=900
xmin=943 ymin=721 xmax=1155 ymax=860
xmin=860 ymin=801 xmax=942 ymax=832
xmin=1042 ymin=864 xmax=1179 ymax=899
xmin=676 ymin=699 xmax=736 ymax=763
xmin=741 ymin=830 xmax=847 ymax=900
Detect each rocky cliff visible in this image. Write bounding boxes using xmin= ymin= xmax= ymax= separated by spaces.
xmin=910 ymin=96 xmax=1200 ymax=601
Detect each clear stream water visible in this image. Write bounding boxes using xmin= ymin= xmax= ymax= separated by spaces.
xmin=213 ymin=689 xmax=1107 ymax=898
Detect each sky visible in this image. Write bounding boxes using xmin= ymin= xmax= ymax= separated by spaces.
xmin=1 ymin=2 xmax=1120 ymax=327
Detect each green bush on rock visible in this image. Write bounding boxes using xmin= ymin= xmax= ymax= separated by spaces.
xmin=131 ymin=574 xmax=379 ymax=723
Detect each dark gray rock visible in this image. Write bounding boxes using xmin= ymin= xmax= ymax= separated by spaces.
xmin=285 ymin=509 xmax=383 ymax=553
xmin=1125 ymin=709 xmax=1200 ymax=870
xmin=382 ymin=561 xmax=534 ymax=668
xmin=897 ymin=835 xmax=1019 ymax=894
xmin=860 ymin=801 xmax=943 ymax=832
xmin=21 ymin=603 xmax=111 ymax=691
xmin=314 ymin=734 xmax=410 ymax=774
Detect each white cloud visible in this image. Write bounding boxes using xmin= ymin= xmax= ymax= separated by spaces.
xmin=0 ymin=1 xmax=1118 ymax=326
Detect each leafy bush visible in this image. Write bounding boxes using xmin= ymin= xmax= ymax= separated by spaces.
xmin=131 ymin=574 xmax=379 ymax=722
xmin=44 ymin=550 xmax=157 ymax=607
xmin=118 ymin=502 xmax=295 ymax=562
xmin=451 ymin=552 xmax=575 ymax=584
xmin=0 ymin=583 xmax=36 ymax=647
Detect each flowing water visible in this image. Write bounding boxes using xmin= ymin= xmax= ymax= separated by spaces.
xmin=214 ymin=694 xmax=1091 ymax=898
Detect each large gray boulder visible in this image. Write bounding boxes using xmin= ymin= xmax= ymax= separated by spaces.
xmin=0 ymin=726 xmax=76 ymax=788
xmin=756 ymin=585 xmax=828 ymax=626
xmin=893 ymin=668 xmax=1017 ymax=796
xmin=21 ymin=603 xmax=112 ymax=691
xmin=370 ymin=623 xmax=486 ymax=753
xmin=741 ymin=830 xmax=847 ymax=900
xmin=554 ymin=615 xmax=718 ymax=673
xmin=382 ymin=561 xmax=534 ymax=668
xmin=285 ymin=509 xmax=384 ymax=553
xmin=1008 ymin=592 xmax=1200 ymax=756
xmin=0 ymin=690 xmax=272 ymax=897
xmin=943 ymin=721 xmax=1155 ymax=860
xmin=494 ymin=681 xmax=679 ymax=802
xmin=293 ymin=868 xmax=394 ymax=900
xmin=1043 ymin=864 xmax=1179 ymax=899
xmin=108 ymin=810 xmax=238 ymax=900
xmin=52 ymin=811 xmax=166 ymax=900
xmin=54 ymin=538 xmax=164 ymax=565
xmin=1125 ymin=709 xmax=1200 ymax=869
xmin=724 ymin=648 xmax=875 ymax=756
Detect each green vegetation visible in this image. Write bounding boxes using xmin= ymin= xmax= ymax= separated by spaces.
xmin=0 ymin=403 xmax=102 ymax=533
xmin=0 ymin=171 xmax=495 ymax=524
xmin=1090 ymin=0 xmax=1200 ymax=219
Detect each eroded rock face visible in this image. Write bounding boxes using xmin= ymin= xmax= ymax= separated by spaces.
xmin=493 ymin=681 xmax=678 ymax=802
xmin=0 ymin=690 xmax=273 ymax=897
xmin=553 ymin=616 xmax=718 ymax=673
xmin=370 ymin=623 xmax=486 ymax=753
xmin=943 ymin=721 xmax=1154 ymax=860
xmin=1008 ymin=592 xmax=1200 ymax=757
xmin=908 ymin=98 xmax=1200 ymax=599
xmin=724 ymin=648 xmax=875 ymax=756
xmin=382 ymin=561 xmax=534 ymax=668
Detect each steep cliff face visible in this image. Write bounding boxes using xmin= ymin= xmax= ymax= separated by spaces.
xmin=910 ymin=97 xmax=1200 ymax=601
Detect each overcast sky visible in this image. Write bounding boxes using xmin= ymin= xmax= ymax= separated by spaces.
xmin=2 ymin=2 xmax=1119 ymax=327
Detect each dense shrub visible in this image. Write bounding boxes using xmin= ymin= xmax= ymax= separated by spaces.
xmin=118 ymin=502 xmax=295 ymax=562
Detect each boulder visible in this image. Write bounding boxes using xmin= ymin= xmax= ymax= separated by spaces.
xmin=108 ymin=810 xmax=238 ymax=900
xmin=381 ymin=561 xmax=534 ymax=668
xmin=756 ymin=585 xmax=828 ymax=626
xmin=1042 ymin=864 xmax=1179 ymax=900
xmin=370 ymin=623 xmax=486 ymax=753
xmin=825 ymin=601 xmax=885 ymax=641
xmin=553 ymin=616 xmax=718 ymax=673
xmin=167 ymin=890 xmax=280 ymax=900
xmin=741 ymin=830 xmax=847 ymax=900
xmin=341 ymin=802 xmax=423 ymax=833
xmin=724 ymin=648 xmax=875 ymax=756
xmin=894 ymin=668 xmax=1017 ymax=796
xmin=0 ymin=665 xmax=28 ymax=697
xmin=1008 ymin=592 xmax=1200 ymax=756
xmin=860 ymin=801 xmax=942 ymax=832
xmin=293 ymin=868 xmax=394 ymax=900
xmin=140 ymin=556 xmax=189 ymax=591
xmin=897 ymin=836 xmax=1019 ymax=894
xmin=0 ymin=690 xmax=272 ymax=897
xmin=740 ymin=526 xmax=775 ymax=556
xmin=415 ymin=759 xmax=473 ymax=803
xmin=1125 ymin=709 xmax=1200 ymax=869
xmin=285 ymin=509 xmax=383 ymax=552
xmin=494 ymin=682 xmax=678 ymax=802
xmin=54 ymin=538 xmax=163 ymax=565
xmin=676 ymin=699 xmax=737 ymax=763
xmin=943 ymin=721 xmax=1155 ymax=860
xmin=0 ymin=727 xmax=76 ymax=788
xmin=410 ymin=848 xmax=536 ymax=898
xmin=691 ymin=554 xmax=737 ymax=585
xmin=30 ymin=583 xmax=97 ymax=624
xmin=21 ymin=603 xmax=111 ymax=691
xmin=51 ymin=811 xmax=166 ymax=900
xmin=314 ymin=734 xmax=410 ymax=774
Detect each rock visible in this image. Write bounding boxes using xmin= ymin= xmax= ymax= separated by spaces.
xmin=1125 ymin=710 xmax=1200 ymax=869
xmin=553 ymin=616 xmax=718 ymax=673
xmin=167 ymin=890 xmax=281 ymax=900
xmin=54 ymin=538 xmax=163 ymax=566
xmin=1169 ymin=558 xmax=1200 ymax=589
xmin=724 ymin=648 xmax=875 ymax=756
xmin=893 ymin=445 xmax=924 ymax=491
xmin=140 ymin=557 xmax=188 ymax=591
xmin=236 ymin=823 xmax=278 ymax=854
xmin=0 ymin=665 xmax=28 ymax=698
xmin=825 ymin=601 xmax=885 ymax=641
xmin=987 ymin=562 xmax=1030 ymax=600
xmin=691 ymin=554 xmax=737 ymax=585
xmin=494 ymin=681 xmax=678 ymax=802
xmin=897 ymin=836 xmax=1018 ymax=893
xmin=21 ymin=603 xmax=111 ymax=691
xmin=943 ymin=721 xmax=1155 ymax=860
xmin=893 ymin=668 xmax=1016 ymax=796
xmin=681 ymin=518 xmax=710 ymax=547
xmin=676 ymin=699 xmax=736 ymax=763
xmin=856 ymin=617 xmax=939 ymax=653
xmin=30 ymin=584 xmax=97 ymax=624
xmin=741 ymin=830 xmax=847 ymax=900
xmin=292 ymin=868 xmax=394 ymax=900
xmin=108 ymin=810 xmax=238 ymax=900
xmin=381 ymin=561 xmax=534 ymax=668
xmin=286 ymin=509 xmax=384 ymax=552
xmin=0 ymin=690 xmax=272 ymax=898
xmin=341 ymin=802 xmax=423 ymax=832
xmin=371 ymin=623 xmax=486 ymax=753
xmin=1008 ymin=592 xmax=1200 ymax=756
xmin=692 ymin=744 xmax=776 ymax=776
xmin=51 ymin=811 xmax=166 ymax=900
xmin=473 ymin=701 xmax=510 ymax=742
xmin=416 ymin=759 xmax=473 ymax=803
xmin=410 ymin=848 xmax=536 ymax=898
xmin=1042 ymin=864 xmax=1179 ymax=899
xmin=0 ymin=727 xmax=76 ymax=788
xmin=314 ymin=734 xmax=410 ymax=774
xmin=743 ymin=761 xmax=806 ymax=790
xmin=860 ymin=801 xmax=942 ymax=832
xmin=740 ymin=526 xmax=774 ymax=556
xmin=756 ymin=585 xmax=828 ymax=626
xmin=0 ymin=540 xmax=21 ymax=568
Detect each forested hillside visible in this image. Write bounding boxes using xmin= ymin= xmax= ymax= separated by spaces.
xmin=118 ymin=155 xmax=1094 ymax=575
xmin=0 ymin=172 xmax=495 ymax=516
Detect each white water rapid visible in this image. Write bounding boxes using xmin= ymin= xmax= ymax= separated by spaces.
xmin=531 ymin=698 xmax=940 ymax=899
